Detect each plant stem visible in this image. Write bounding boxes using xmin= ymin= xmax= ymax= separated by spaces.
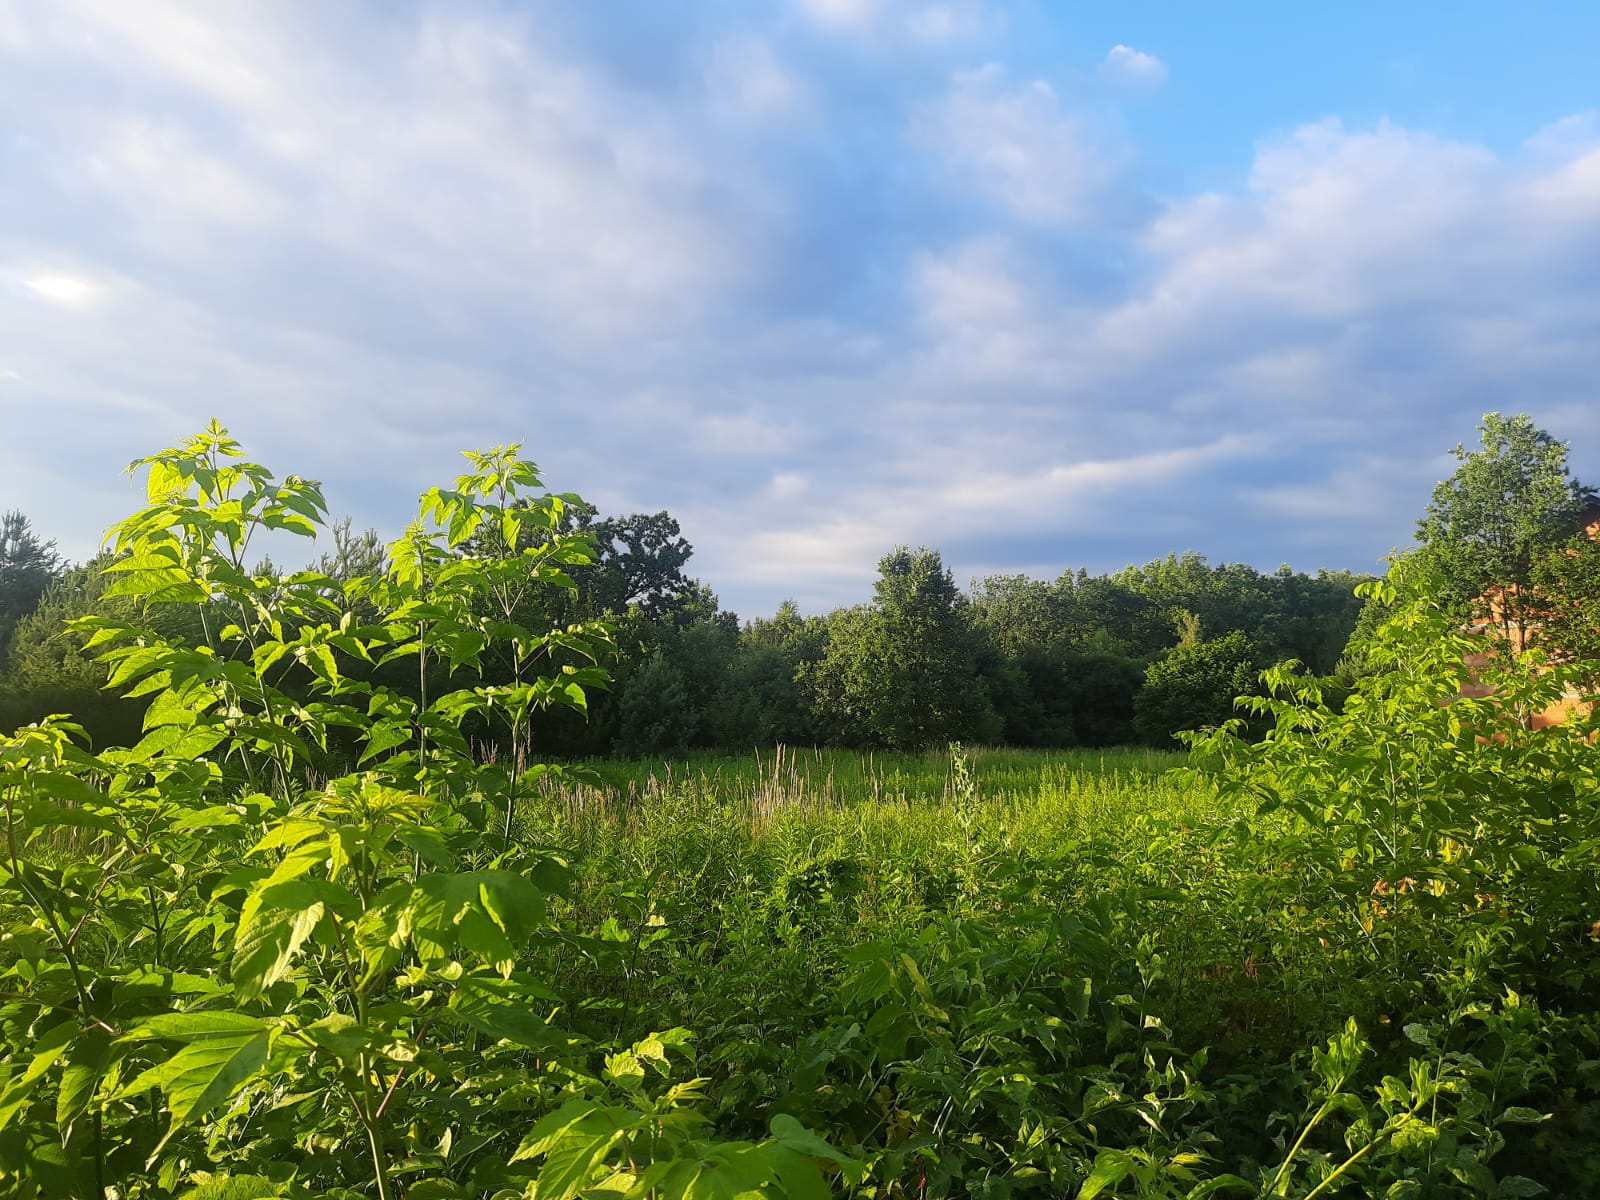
xmin=1301 ymin=1110 xmax=1418 ymax=1200
xmin=357 ymin=1088 xmax=394 ymax=1200
xmin=1267 ymin=1100 xmax=1333 ymax=1196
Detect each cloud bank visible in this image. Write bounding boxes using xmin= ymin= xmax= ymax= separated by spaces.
xmin=3 ymin=3 xmax=1598 ymax=614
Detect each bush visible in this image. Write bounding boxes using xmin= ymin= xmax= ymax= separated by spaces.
xmin=1133 ymin=629 xmax=1259 ymax=745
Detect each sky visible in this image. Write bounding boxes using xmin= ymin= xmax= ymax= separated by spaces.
xmin=3 ymin=1 xmax=1599 ymax=616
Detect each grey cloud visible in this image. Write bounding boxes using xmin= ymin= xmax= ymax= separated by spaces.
xmin=4 ymin=6 xmax=1600 ymax=617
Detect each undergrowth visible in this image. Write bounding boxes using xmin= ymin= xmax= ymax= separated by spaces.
xmin=1 ymin=425 xmax=1598 ymax=1198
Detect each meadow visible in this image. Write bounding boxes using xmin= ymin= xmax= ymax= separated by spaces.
xmin=3 ymin=428 xmax=1599 ymax=1199
xmin=509 ymin=739 xmax=1600 ymax=1198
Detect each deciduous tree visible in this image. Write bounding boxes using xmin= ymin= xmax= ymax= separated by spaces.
xmin=806 ymin=548 xmax=998 ymax=748
xmin=1416 ymin=412 xmax=1594 ymax=647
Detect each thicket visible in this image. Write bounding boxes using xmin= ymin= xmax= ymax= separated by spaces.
xmin=2 ymin=423 xmax=1599 ymax=1198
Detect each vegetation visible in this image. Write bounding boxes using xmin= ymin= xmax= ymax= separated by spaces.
xmin=0 ymin=485 xmax=1373 ymax=758
xmin=1416 ymin=411 xmax=1598 ymax=648
xmin=1 ymin=414 xmax=1599 ymax=1198
xmin=0 ymin=512 xmax=62 ymax=665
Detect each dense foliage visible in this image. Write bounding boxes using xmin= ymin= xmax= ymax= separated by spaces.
xmin=0 ymin=527 xmax=1369 ymax=756
xmin=3 ymin=421 xmax=1600 ymax=1198
xmin=0 ymin=512 xmax=62 ymax=666
xmin=1416 ymin=411 xmax=1598 ymax=649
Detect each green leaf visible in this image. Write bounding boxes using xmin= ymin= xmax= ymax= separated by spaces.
xmin=1402 ymin=1023 xmax=1435 ymax=1048
xmin=404 ymin=1183 xmax=467 ymax=1200
xmin=769 ymin=1114 xmax=858 ymax=1171
xmin=232 ymin=879 xmax=331 ymax=999
xmin=605 ymin=1051 xmax=645 ymax=1091
xmin=527 ymin=1134 xmax=626 ymax=1200
xmin=1185 ymin=1177 xmax=1255 ymax=1199
xmin=126 ymin=723 xmax=227 ymax=763
xmin=122 ymin=1011 xmax=273 ymax=1042
xmin=359 ymin=720 xmax=413 ymax=764
xmin=120 ymin=1016 xmax=276 ymax=1154
xmin=1496 ymin=1106 xmax=1548 ymax=1125
xmin=1078 ymin=1149 xmax=1131 ymax=1200
xmin=0 ymin=1020 xmax=77 ymax=1131
xmin=178 ymin=1176 xmax=289 ymax=1200
xmin=510 ymin=1099 xmax=625 ymax=1164
xmin=374 ymin=871 xmax=547 ymax=976
xmin=449 ymin=975 xmax=565 ymax=1049
xmin=57 ymin=1027 xmax=112 ymax=1134
xmin=143 ymin=686 xmax=206 ymax=731
xmin=302 ymin=1013 xmax=372 ymax=1062
xmin=246 ymin=819 xmax=326 ymax=858
xmin=768 ymin=1146 xmax=831 ymax=1200
xmin=1495 ymin=1177 xmax=1549 ymax=1198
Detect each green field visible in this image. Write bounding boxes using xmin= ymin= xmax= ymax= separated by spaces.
xmin=534 ymin=745 xmax=1195 ymax=841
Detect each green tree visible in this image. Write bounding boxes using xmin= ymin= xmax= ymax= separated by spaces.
xmin=0 ymin=510 xmax=62 ymax=661
xmin=1 ymin=547 xmax=210 ymax=744
xmin=1416 ymin=411 xmax=1594 ymax=646
xmin=970 ymin=574 xmax=1076 ymax=657
xmin=1530 ymin=525 xmax=1600 ymax=694
xmin=0 ymin=423 xmax=846 ymax=1197
xmin=1132 ymin=630 xmax=1260 ymax=746
xmin=582 ymin=510 xmax=696 ymax=619
xmin=0 ymin=556 xmax=167 ymax=743
xmin=707 ymin=601 xmax=828 ymax=747
xmin=313 ymin=515 xmax=388 ymax=582
xmin=805 ymin=548 xmax=998 ymax=749
xmin=1056 ymin=648 xmax=1144 ymax=746
xmin=615 ymin=649 xmax=695 ymax=753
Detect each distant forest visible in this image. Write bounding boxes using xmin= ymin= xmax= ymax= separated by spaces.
xmin=7 ymin=410 xmax=1600 ymax=759
xmin=0 ymin=503 xmax=1373 ymax=756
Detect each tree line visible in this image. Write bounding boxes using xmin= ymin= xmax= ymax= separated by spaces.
xmin=3 ymin=411 xmax=1595 ymax=757
xmin=0 ymin=511 xmax=1370 ymax=756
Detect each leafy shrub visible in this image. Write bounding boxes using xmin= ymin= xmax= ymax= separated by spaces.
xmin=0 ymin=424 xmax=843 ymax=1198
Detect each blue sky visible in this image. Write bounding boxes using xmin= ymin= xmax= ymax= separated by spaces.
xmin=3 ymin=1 xmax=1598 ymax=615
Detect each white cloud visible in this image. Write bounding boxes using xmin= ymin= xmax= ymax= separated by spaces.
xmin=908 ymin=237 xmax=1061 ymax=387
xmin=1103 ymin=44 xmax=1167 ymax=85
xmin=6 ymin=0 xmax=751 ymax=343
xmin=23 ymin=273 xmax=103 ymax=308
xmin=905 ymin=3 xmax=991 ymax=42
xmin=706 ymin=36 xmax=803 ymax=121
xmin=3 ymin=4 xmax=1600 ymax=613
xmin=872 ymin=114 xmax=1600 ymax=592
xmin=1245 ymin=455 xmax=1433 ymax=523
xmin=921 ymin=64 xmax=1114 ymax=226
xmin=699 ymin=412 xmax=801 ymax=455
xmin=768 ymin=472 xmax=808 ymax=498
xmin=935 ymin=434 xmax=1266 ymax=516
xmin=84 ymin=120 xmax=284 ymax=228
xmin=797 ymin=0 xmax=989 ymax=41
xmin=797 ymin=0 xmax=887 ymax=30
xmin=913 ymin=238 xmax=1031 ymax=332
xmin=1524 ymin=111 xmax=1600 ymax=157
xmin=717 ymin=432 xmax=1264 ymax=596
xmin=1099 ymin=119 xmax=1505 ymax=352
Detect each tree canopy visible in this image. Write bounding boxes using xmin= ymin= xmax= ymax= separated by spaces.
xmin=1416 ymin=411 xmax=1595 ymax=643
xmin=0 ymin=510 xmax=61 ymax=661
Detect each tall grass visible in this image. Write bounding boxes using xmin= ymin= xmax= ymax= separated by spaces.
xmin=544 ymin=743 xmax=1185 ymax=810
xmin=522 ymin=745 xmax=1225 ymax=895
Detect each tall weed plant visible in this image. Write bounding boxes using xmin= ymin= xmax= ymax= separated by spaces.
xmin=0 ymin=425 xmax=844 ymax=1199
